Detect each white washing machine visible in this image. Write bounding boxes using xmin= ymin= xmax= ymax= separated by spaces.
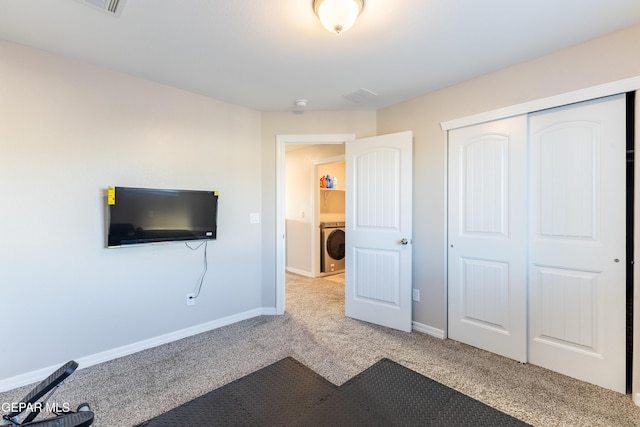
xmin=320 ymin=222 xmax=345 ymax=274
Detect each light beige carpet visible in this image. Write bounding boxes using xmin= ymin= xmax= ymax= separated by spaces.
xmin=1 ymin=272 xmax=639 ymax=426
xmin=321 ymin=272 xmax=345 ymax=284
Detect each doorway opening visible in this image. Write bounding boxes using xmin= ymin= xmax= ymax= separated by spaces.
xmin=317 ymin=159 xmax=346 ymax=276
xmin=277 ymin=131 xmax=414 ymax=332
xmin=275 ymin=134 xmax=353 ymax=315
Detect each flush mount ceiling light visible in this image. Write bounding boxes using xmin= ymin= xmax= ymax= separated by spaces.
xmin=313 ymin=0 xmax=364 ymax=34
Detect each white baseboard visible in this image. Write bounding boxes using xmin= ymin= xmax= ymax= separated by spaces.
xmin=285 ymin=267 xmax=314 ymax=277
xmin=0 ymin=307 xmax=274 ymax=392
xmin=412 ymin=321 xmax=446 ymax=339
xmin=260 ymin=307 xmax=278 ymax=315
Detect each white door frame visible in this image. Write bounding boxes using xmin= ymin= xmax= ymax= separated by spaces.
xmin=275 ymin=134 xmax=354 ymax=315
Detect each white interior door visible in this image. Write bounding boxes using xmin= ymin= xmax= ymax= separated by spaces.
xmin=448 ymin=116 xmax=528 ymax=362
xmin=528 ymin=94 xmax=627 ymax=393
xmin=345 ymin=131 xmax=413 ymax=332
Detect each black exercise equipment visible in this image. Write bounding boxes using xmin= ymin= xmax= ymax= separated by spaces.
xmin=1 ymin=361 xmax=94 ymax=427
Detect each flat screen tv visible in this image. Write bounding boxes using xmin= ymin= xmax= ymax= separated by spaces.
xmin=107 ymin=186 xmax=219 ymax=247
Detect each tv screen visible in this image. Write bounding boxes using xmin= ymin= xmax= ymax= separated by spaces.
xmin=107 ymin=187 xmax=218 ymax=247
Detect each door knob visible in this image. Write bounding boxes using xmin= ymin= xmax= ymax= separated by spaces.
xmin=400 ymin=238 xmax=410 ymax=245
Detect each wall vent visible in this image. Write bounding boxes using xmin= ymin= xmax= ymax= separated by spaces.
xmin=81 ymin=0 xmax=125 ymax=16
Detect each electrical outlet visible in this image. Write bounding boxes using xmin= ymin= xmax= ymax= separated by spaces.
xmin=412 ymin=289 xmax=420 ymax=302
xmin=186 ymin=293 xmax=195 ymax=306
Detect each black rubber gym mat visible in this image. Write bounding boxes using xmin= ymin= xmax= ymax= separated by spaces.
xmin=135 ymin=357 xmax=336 ymax=426
xmin=136 ymin=357 xmax=530 ymax=426
xmin=315 ymin=358 xmax=530 ymax=426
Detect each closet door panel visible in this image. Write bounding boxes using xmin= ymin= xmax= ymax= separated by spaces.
xmin=448 ymin=116 xmax=528 ymax=362
xmin=529 ymin=94 xmax=627 ymax=393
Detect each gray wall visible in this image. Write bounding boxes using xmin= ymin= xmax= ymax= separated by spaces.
xmin=0 ymin=40 xmax=263 ymax=382
xmin=377 ymin=23 xmax=640 ymax=334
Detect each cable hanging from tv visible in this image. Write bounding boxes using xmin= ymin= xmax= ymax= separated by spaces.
xmin=185 ymin=240 xmax=208 ymax=299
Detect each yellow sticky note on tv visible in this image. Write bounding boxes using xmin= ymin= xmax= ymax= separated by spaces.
xmin=108 ymin=186 xmax=116 ymax=205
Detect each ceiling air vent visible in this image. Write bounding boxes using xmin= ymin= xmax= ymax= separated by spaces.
xmin=80 ymin=0 xmax=125 ymax=16
xmin=343 ymin=88 xmax=378 ymax=104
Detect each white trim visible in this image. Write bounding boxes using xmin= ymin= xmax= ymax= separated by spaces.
xmin=286 ymin=266 xmax=314 ymax=277
xmin=442 ymin=131 xmax=449 ymax=340
xmin=276 ymin=138 xmax=286 ymax=314
xmin=412 ymin=321 xmax=446 ymax=339
xmin=441 ymin=76 xmax=640 ymax=131
xmin=275 ymin=134 xmax=354 ymax=316
xmin=0 ymin=308 xmax=272 ymax=392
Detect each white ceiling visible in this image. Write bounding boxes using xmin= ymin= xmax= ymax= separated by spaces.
xmin=1 ymin=0 xmax=640 ymax=112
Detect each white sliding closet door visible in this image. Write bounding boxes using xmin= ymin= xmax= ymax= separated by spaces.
xmin=448 ymin=116 xmax=528 ymax=362
xmin=448 ymin=94 xmax=627 ymax=393
xmin=528 ymin=94 xmax=627 ymax=393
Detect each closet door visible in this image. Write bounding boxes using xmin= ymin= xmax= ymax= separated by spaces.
xmin=528 ymin=94 xmax=627 ymax=393
xmin=448 ymin=116 xmax=528 ymax=362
